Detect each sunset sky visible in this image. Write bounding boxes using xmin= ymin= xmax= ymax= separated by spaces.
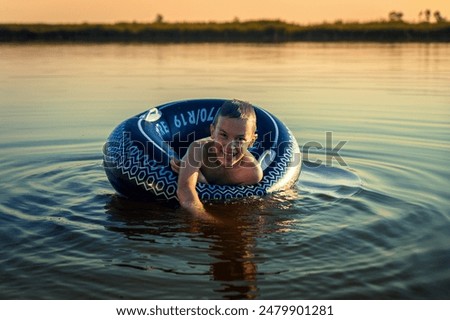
xmin=1 ymin=0 xmax=449 ymax=24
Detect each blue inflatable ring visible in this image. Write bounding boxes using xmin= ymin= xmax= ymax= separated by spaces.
xmin=103 ymin=99 xmax=301 ymax=201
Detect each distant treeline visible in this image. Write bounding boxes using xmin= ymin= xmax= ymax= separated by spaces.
xmin=1 ymin=20 xmax=449 ymax=43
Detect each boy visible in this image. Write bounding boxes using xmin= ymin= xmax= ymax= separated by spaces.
xmin=171 ymin=99 xmax=263 ymax=219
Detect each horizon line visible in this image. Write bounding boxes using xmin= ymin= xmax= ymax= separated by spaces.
xmin=1 ymin=18 xmax=446 ymax=26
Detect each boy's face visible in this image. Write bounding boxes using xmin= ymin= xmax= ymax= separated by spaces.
xmin=210 ymin=116 xmax=256 ymax=167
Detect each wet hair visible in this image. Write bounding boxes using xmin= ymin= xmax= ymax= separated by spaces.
xmin=212 ymin=99 xmax=257 ymax=132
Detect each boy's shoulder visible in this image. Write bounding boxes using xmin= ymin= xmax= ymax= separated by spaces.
xmin=187 ymin=138 xmax=212 ymax=153
xmin=236 ymin=153 xmax=263 ymax=184
xmin=191 ymin=137 xmax=212 ymax=146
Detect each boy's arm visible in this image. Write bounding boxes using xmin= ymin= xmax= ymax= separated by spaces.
xmin=176 ymin=142 xmax=214 ymax=220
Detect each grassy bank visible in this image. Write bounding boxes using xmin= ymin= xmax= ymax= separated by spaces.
xmin=1 ymin=20 xmax=449 ymax=43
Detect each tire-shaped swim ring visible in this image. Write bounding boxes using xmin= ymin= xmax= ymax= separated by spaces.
xmin=103 ymin=99 xmax=301 ymax=201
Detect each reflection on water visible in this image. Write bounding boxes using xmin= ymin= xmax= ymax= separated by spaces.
xmin=104 ymin=196 xmax=284 ymax=299
xmin=0 ymin=43 xmax=449 ymax=299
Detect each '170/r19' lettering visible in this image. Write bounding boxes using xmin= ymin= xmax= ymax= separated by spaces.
xmin=173 ymin=107 xmax=216 ymax=128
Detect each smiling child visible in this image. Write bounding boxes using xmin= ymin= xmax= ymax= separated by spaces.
xmin=171 ymin=99 xmax=263 ymax=218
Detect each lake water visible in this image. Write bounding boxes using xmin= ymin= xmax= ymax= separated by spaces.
xmin=0 ymin=43 xmax=449 ymax=299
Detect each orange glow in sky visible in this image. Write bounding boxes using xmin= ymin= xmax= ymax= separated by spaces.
xmin=1 ymin=0 xmax=449 ymax=24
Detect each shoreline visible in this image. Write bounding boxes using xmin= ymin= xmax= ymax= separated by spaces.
xmin=1 ymin=20 xmax=449 ymax=43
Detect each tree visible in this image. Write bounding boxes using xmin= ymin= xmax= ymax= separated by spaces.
xmin=434 ymin=11 xmax=446 ymax=23
xmin=424 ymin=9 xmax=431 ymax=22
xmin=388 ymin=11 xmax=403 ymax=22
xmin=154 ymin=14 xmax=164 ymax=23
